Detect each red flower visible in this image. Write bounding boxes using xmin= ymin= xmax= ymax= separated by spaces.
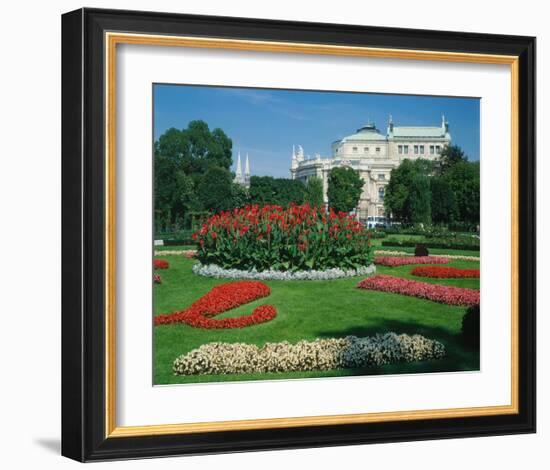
xmin=154 ymin=281 xmax=277 ymax=329
xmin=411 ymin=266 xmax=480 ymax=278
xmin=374 ymin=256 xmax=450 ymax=267
xmin=154 ymin=259 xmax=169 ymax=269
xmin=357 ymin=275 xmax=479 ymax=306
xmin=153 ymin=274 xmax=162 ymax=284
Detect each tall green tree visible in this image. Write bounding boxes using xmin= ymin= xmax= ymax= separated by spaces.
xmin=444 ymin=160 xmax=480 ymax=224
xmin=154 ymin=120 xmax=233 ymax=230
xmin=438 ymin=144 xmax=466 ymax=174
xmin=197 ymin=167 xmax=235 ymax=213
xmin=408 ymin=174 xmax=432 ymax=225
xmin=430 ymin=177 xmax=457 ymax=224
xmin=303 ymin=176 xmax=325 ymax=208
xmin=327 ymin=167 xmax=364 ymax=213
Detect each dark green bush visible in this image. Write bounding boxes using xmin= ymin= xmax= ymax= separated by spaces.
xmin=414 ymin=244 xmax=429 ymax=257
xmin=461 ymin=304 xmax=480 ymax=348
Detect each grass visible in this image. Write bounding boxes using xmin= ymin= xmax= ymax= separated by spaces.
xmin=153 ymin=253 xmax=480 ymax=385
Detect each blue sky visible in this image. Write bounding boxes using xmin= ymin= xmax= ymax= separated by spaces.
xmin=154 ymin=84 xmax=480 ymax=178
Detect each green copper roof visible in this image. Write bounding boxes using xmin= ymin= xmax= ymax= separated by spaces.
xmin=392 ymin=126 xmax=446 ymax=138
xmin=341 ymin=123 xmax=386 ymax=142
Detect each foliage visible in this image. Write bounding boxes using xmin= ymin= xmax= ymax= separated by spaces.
xmin=443 ymin=160 xmax=480 ymax=225
xmin=438 ymin=144 xmax=467 ymax=174
xmin=382 ymin=235 xmax=480 ymax=251
xmin=303 ymin=176 xmax=325 ymax=208
xmin=197 ymin=166 xmax=246 ymax=213
xmin=154 ymin=120 xmax=233 ymax=232
xmin=409 ymin=174 xmax=432 ymax=224
xmin=248 ymin=176 xmax=305 ymax=207
xmin=327 ymin=167 xmax=364 ymax=213
xmin=430 ymin=177 xmax=457 ymax=224
xmin=193 ymin=204 xmax=373 ymax=271
xmin=461 ymin=304 xmax=480 ymax=348
xmin=414 ymin=244 xmax=429 ymax=257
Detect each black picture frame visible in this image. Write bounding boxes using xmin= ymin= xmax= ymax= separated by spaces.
xmin=62 ymin=7 xmax=536 ymax=462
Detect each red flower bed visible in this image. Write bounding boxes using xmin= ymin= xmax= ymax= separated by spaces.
xmin=357 ymin=275 xmax=479 ymax=306
xmin=154 ymin=281 xmax=277 ymax=329
xmin=153 ymin=274 xmax=162 ymax=284
xmin=154 ymin=259 xmax=169 ymax=269
xmin=411 ymin=266 xmax=480 ymax=278
xmin=374 ymin=256 xmax=450 ymax=267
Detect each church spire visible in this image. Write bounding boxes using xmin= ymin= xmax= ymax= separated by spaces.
xmin=245 ymin=153 xmax=250 ymax=176
xmin=235 ymin=150 xmax=242 ymax=178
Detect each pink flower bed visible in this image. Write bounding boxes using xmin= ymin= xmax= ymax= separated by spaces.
xmin=374 ymin=256 xmax=450 ymax=267
xmin=357 ymin=274 xmax=479 ymax=306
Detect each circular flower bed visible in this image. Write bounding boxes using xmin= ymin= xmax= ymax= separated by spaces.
xmin=154 ymin=281 xmax=276 ymax=329
xmin=357 ymin=274 xmax=479 ymax=306
xmin=192 ymin=262 xmax=376 ymax=281
xmin=193 ymin=204 xmax=373 ymax=272
xmin=173 ymin=333 xmax=446 ymax=376
xmin=411 ymin=266 xmax=480 ymax=278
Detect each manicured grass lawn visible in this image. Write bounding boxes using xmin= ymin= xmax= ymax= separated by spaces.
xmin=153 ymin=254 xmax=480 ymax=385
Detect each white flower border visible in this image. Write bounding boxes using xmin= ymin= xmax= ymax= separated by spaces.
xmin=192 ymin=262 xmax=376 ymax=281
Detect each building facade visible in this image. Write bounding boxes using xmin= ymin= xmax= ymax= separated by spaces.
xmin=290 ymin=116 xmax=451 ymax=226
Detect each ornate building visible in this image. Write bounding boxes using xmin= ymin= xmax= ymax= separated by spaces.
xmin=290 ymin=116 xmax=451 ymax=226
xmin=234 ymin=151 xmax=251 ymax=189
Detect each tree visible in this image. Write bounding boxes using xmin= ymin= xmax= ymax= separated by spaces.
xmin=430 ymin=177 xmax=457 ymax=224
xmin=304 ymin=176 xmax=325 ymax=208
xmin=408 ymin=174 xmax=431 ymax=225
xmin=197 ymin=167 xmax=235 ymax=213
xmin=153 ymin=120 xmax=233 ymax=230
xmin=249 ymin=176 xmax=305 ymax=206
xmin=438 ymin=144 xmax=466 ymax=174
xmin=444 ymin=160 xmax=480 ymax=224
xmin=327 ymin=167 xmax=363 ymax=213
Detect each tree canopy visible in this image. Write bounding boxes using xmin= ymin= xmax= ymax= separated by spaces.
xmin=303 ymin=176 xmax=325 ymax=208
xmin=327 ymin=167 xmax=364 ymax=213
xmin=248 ymin=176 xmax=305 ymax=207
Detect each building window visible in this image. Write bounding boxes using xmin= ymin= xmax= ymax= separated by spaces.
xmin=378 ymin=174 xmax=385 ymax=180
xmin=414 ymin=145 xmax=419 ymax=154
xmin=335 ymin=148 xmax=339 ymax=153
xmin=352 ymin=146 xmax=358 ymax=153
xmin=364 ymin=147 xmax=369 ymax=153
xmin=419 ymin=145 xmax=425 ymax=154
xmin=398 ymin=145 xmax=403 ymax=154
xmin=430 ymin=145 xmax=435 ymax=154
xmin=378 ymin=187 xmax=385 ymax=201
xmin=436 ymin=145 xmax=441 ymax=154
xmin=375 ymin=147 xmax=381 ymax=154
xmin=404 ymin=145 xmax=409 ymax=154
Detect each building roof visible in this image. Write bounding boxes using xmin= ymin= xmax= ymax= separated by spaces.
xmin=340 ymin=123 xmax=386 ymax=142
xmin=391 ymin=126 xmax=448 ymax=139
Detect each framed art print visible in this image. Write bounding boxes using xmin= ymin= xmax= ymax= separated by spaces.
xmin=61 ymin=8 xmax=536 ymax=462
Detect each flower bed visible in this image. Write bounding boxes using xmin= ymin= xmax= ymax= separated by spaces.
xmin=374 ymin=256 xmax=450 ymax=267
xmin=193 ymin=204 xmax=373 ymax=272
xmin=192 ymin=262 xmax=376 ymax=281
xmin=154 ymin=249 xmax=196 ymax=258
xmin=154 ymin=281 xmax=276 ymax=329
xmin=154 ymin=259 xmax=170 ymax=269
xmin=173 ymin=333 xmax=446 ymax=376
xmin=411 ymin=266 xmax=480 ymax=278
xmin=374 ymin=250 xmax=480 ymax=261
xmin=357 ymin=275 xmax=479 ymax=306
xmin=153 ymin=274 xmax=162 ymax=284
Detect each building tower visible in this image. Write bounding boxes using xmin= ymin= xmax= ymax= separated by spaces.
xmin=234 ymin=150 xmax=245 ymax=186
xmin=244 ymin=153 xmax=251 ymax=189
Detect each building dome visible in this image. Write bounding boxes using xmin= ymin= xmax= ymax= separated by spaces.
xmin=340 ymin=122 xmax=386 ymax=142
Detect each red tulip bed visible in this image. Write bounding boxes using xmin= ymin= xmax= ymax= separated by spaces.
xmin=193 ymin=203 xmax=373 ymax=272
xmin=411 ymin=266 xmax=480 ymax=279
xmin=374 ymin=256 xmax=450 ymax=267
xmin=357 ymin=275 xmax=479 ymax=306
xmin=154 ymin=281 xmax=277 ymax=329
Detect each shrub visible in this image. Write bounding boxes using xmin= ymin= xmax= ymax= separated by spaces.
xmin=461 ymin=304 xmax=480 ymax=348
xmin=382 ymin=236 xmax=479 ymax=251
xmin=193 ymin=204 xmax=373 ymax=271
xmin=415 ymin=243 xmax=429 ymax=256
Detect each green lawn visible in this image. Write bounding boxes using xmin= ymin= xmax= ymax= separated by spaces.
xmin=153 ymin=254 xmax=480 ymax=385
